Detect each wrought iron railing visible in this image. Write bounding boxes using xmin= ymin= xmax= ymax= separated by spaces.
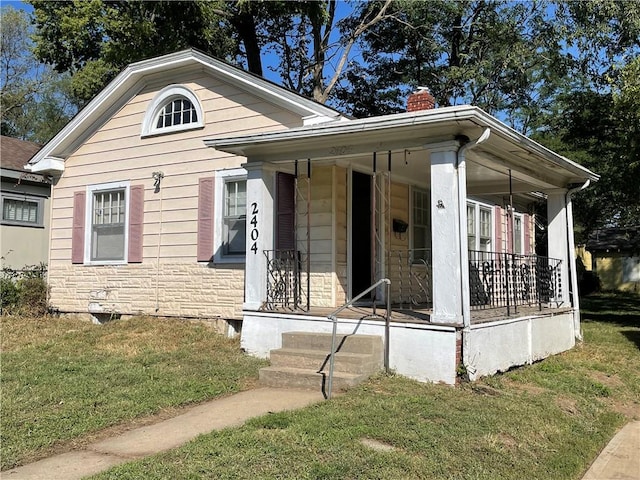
xmin=468 ymin=250 xmax=562 ymax=313
xmin=388 ymin=249 xmax=432 ymax=308
xmin=264 ymin=250 xmax=309 ymax=311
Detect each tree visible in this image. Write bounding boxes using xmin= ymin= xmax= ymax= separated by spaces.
xmin=0 ymin=6 xmax=74 ymax=143
xmin=30 ymin=0 xmax=238 ymax=105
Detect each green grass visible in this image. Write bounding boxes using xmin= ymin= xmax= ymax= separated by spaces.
xmin=0 ymin=315 xmax=267 ymax=470
xmin=90 ymin=293 xmax=640 ymax=480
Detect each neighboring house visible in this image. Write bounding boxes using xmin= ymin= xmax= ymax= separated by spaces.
xmin=585 ymin=226 xmax=640 ymax=293
xmin=1 ymin=136 xmax=50 ymax=270
xmin=27 ymin=49 xmax=598 ymax=384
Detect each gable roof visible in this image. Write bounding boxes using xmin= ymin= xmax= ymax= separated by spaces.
xmin=26 ymin=49 xmax=345 ymax=174
xmin=1 ymin=136 xmax=41 ymax=172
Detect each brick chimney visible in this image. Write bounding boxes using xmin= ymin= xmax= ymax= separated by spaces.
xmin=407 ymin=87 xmax=436 ymax=112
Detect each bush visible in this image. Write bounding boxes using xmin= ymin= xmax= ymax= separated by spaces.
xmin=1 ymin=263 xmax=49 ymax=315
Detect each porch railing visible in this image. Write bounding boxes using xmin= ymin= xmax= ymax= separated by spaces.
xmin=468 ymin=250 xmax=563 ymax=313
xmin=388 ymin=249 xmax=432 ymax=308
xmin=264 ymin=250 xmax=309 ymax=311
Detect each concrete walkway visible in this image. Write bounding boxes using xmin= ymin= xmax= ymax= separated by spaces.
xmin=3 ymin=388 xmax=324 ymax=480
xmin=582 ymin=421 xmax=640 ymax=480
xmin=4 ymin=392 xmax=637 ymax=480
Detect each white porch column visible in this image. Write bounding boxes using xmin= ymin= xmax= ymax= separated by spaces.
xmin=243 ymin=162 xmax=275 ymax=311
xmin=428 ymin=141 xmax=464 ymax=324
xmin=546 ymin=190 xmax=570 ymax=305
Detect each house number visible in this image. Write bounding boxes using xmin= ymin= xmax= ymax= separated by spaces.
xmin=250 ymin=202 xmax=259 ymax=254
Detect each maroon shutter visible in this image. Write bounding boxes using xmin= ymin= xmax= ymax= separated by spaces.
xmin=72 ymin=191 xmax=86 ymax=264
xmin=197 ymin=177 xmax=215 ymax=262
xmin=523 ymin=213 xmax=531 ymax=255
xmin=494 ymin=206 xmax=503 ymax=253
xmin=276 ymin=172 xmax=295 ymax=251
xmin=128 ymin=185 xmax=144 ymax=263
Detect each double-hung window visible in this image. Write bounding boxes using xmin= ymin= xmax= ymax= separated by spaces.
xmin=513 ymin=213 xmax=523 ymax=254
xmin=467 ymin=201 xmax=492 ymax=252
xmin=87 ymin=182 xmax=129 ymax=263
xmin=214 ymin=168 xmax=248 ymax=262
xmin=223 ymin=179 xmax=247 ymax=255
xmin=412 ymin=188 xmax=430 ymax=261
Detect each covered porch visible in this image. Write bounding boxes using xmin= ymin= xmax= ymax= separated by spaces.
xmin=206 ymin=105 xmax=598 ymax=384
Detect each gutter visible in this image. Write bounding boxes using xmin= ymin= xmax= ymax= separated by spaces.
xmin=566 ymin=179 xmax=591 ymax=341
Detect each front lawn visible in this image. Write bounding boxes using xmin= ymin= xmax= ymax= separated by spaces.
xmin=91 ymin=293 xmax=640 ymax=480
xmin=0 ymin=315 xmax=266 ymax=470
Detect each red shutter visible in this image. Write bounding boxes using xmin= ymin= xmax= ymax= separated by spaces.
xmin=128 ymin=185 xmax=144 ymax=263
xmin=72 ymin=191 xmax=86 ymax=264
xmin=276 ymin=173 xmax=296 ymax=251
xmin=494 ymin=206 xmax=503 ymax=253
xmin=523 ymin=213 xmax=531 ymax=255
xmin=197 ymin=177 xmax=215 ymax=262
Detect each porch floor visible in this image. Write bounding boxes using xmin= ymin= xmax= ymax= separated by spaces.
xmin=260 ymin=304 xmax=573 ymax=326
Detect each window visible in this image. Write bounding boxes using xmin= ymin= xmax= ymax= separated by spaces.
xmin=214 ymin=168 xmax=248 ymax=262
xmin=142 ymin=85 xmax=204 ymax=137
xmin=224 ymin=179 xmax=247 ymax=255
xmin=155 ymin=98 xmax=197 ymax=129
xmin=623 ymin=257 xmax=640 ymax=282
xmin=467 ymin=201 xmax=492 ymax=252
xmin=513 ymin=214 xmax=523 ymax=254
xmin=412 ymin=188 xmax=430 ymax=260
xmin=1 ymin=194 xmax=44 ymax=227
xmin=86 ymin=182 xmax=129 ymax=263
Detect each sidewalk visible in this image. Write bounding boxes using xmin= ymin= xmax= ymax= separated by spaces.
xmin=3 ymin=388 xmax=324 ymax=480
xmin=582 ymin=420 xmax=640 ymax=480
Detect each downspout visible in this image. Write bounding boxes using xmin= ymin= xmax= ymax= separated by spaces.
xmin=566 ymin=179 xmax=590 ymax=341
xmin=456 ymin=128 xmax=490 ymax=381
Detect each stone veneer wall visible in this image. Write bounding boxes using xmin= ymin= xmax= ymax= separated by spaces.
xmin=48 ymin=263 xmax=245 ymax=320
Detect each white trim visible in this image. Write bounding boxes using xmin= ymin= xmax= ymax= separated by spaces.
xmin=84 ymin=181 xmax=130 ymax=265
xmin=28 ymin=49 xmax=343 ymax=169
xmin=214 ymin=167 xmax=247 ymax=264
xmin=26 ymin=157 xmax=64 ymax=174
xmin=466 ymin=199 xmax=494 ymax=251
xmin=141 ymin=84 xmax=204 ymax=137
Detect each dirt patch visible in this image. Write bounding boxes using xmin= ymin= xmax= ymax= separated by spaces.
xmin=360 ymin=438 xmax=397 ymax=452
xmin=589 ymin=371 xmax=624 ymax=388
xmin=556 ymin=396 xmax=580 ymax=416
xmin=502 ymin=379 xmax=548 ymax=396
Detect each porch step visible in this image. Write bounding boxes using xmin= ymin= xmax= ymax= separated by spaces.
xmin=259 ymin=366 xmax=365 ymax=391
xmin=282 ymin=332 xmax=383 ymax=355
xmin=270 ymin=348 xmax=379 ymax=374
xmin=260 ymin=331 xmax=383 ymax=393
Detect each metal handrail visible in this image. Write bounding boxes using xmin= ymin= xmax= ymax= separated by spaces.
xmin=326 ymin=278 xmax=391 ymax=399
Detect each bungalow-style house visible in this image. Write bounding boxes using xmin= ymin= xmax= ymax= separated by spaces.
xmin=1 ymin=136 xmax=50 ymax=271
xmin=585 ymin=226 xmax=640 ymax=293
xmin=27 ymin=49 xmax=598 ymax=385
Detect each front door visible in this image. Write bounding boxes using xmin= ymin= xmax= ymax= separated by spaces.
xmin=351 ymin=171 xmax=372 ymax=299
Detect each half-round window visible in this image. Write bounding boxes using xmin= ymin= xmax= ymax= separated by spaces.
xmin=142 ymin=85 xmax=204 ymax=137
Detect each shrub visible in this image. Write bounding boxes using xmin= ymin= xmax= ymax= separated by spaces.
xmin=1 ymin=263 xmax=49 ymax=315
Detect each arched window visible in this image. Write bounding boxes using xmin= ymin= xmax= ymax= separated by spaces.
xmin=142 ymin=85 xmax=204 ymax=137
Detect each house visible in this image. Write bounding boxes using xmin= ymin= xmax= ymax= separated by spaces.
xmin=27 ymin=49 xmax=598 ymax=385
xmin=1 ymin=136 xmax=50 ymax=271
xmin=585 ymin=226 xmax=640 ymax=293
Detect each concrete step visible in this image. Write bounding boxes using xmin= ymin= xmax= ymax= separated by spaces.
xmin=259 ymin=366 xmax=364 ymax=392
xmin=282 ymin=331 xmax=383 ymax=355
xmin=269 ymin=347 xmax=381 ymax=374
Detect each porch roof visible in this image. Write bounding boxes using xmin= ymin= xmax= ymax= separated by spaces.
xmin=205 ymin=105 xmax=599 ymax=190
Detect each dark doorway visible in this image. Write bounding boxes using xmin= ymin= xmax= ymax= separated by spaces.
xmin=351 ymin=171 xmax=372 ymax=299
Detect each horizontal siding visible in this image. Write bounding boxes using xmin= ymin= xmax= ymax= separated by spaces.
xmin=49 ymin=68 xmax=305 ymax=317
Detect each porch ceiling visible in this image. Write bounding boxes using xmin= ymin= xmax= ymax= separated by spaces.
xmin=206 ymin=105 xmax=598 ymax=192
